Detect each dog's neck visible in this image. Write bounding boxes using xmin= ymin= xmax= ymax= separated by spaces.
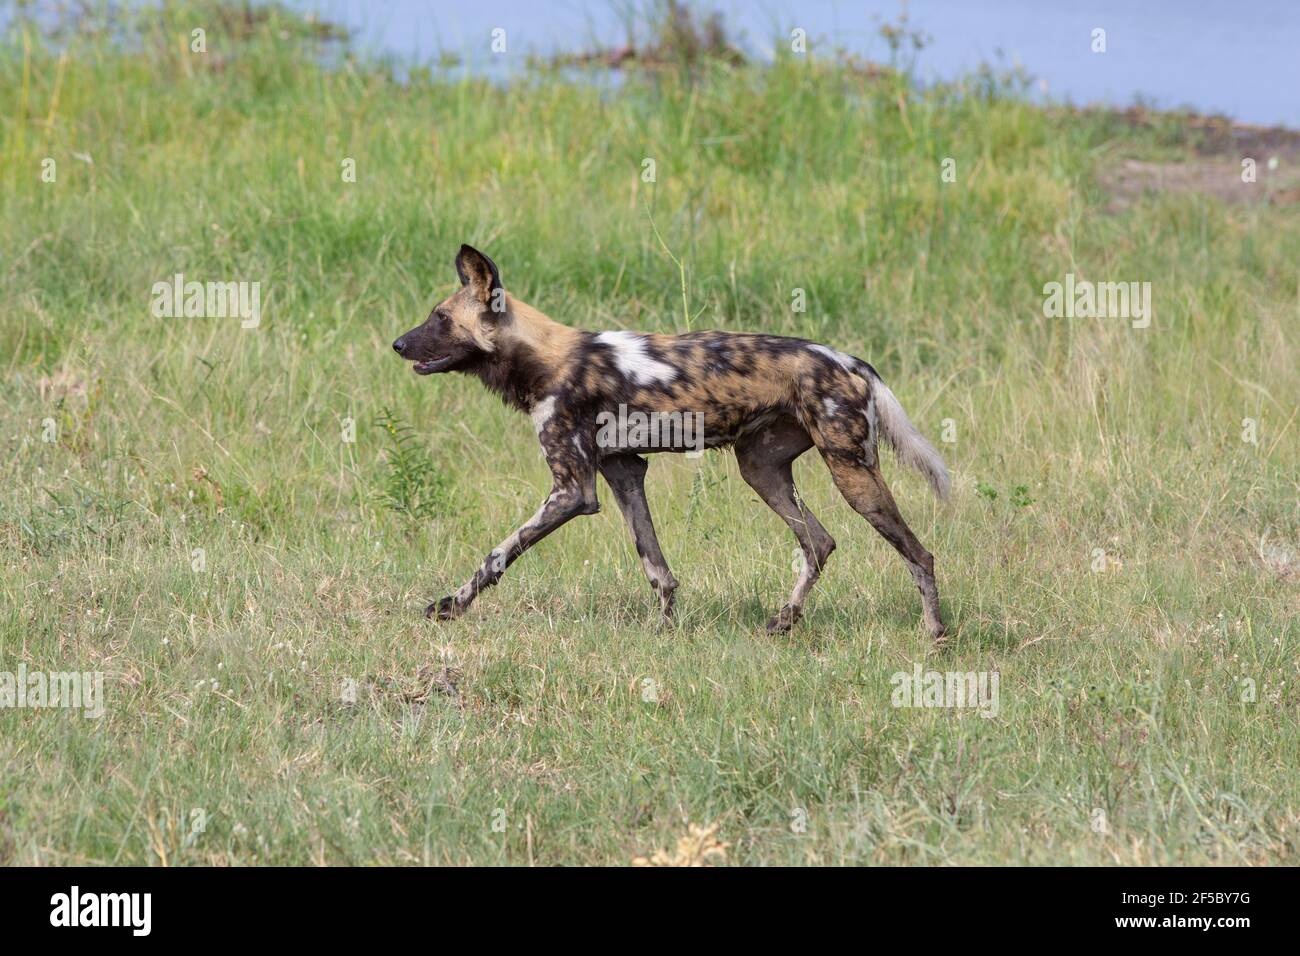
xmin=466 ymin=294 xmax=580 ymax=412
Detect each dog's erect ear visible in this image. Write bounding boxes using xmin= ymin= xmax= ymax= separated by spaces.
xmin=455 ymin=244 xmax=503 ymax=309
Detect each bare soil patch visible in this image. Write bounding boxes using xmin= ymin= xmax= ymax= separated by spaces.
xmin=1090 ymin=108 xmax=1300 ymax=211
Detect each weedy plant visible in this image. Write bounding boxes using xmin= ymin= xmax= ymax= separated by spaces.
xmin=373 ymin=407 xmax=448 ymax=522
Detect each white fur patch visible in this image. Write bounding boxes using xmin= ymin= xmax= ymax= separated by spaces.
xmin=863 ymin=398 xmax=878 ymax=446
xmin=531 ymin=396 xmax=557 ymax=435
xmin=595 ymin=331 xmax=678 ymax=385
xmin=807 ymin=343 xmax=857 ymax=372
xmin=861 ymin=398 xmax=879 ymax=464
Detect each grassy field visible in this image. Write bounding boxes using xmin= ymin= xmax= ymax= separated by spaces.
xmin=1 ymin=3 xmax=1297 ymax=865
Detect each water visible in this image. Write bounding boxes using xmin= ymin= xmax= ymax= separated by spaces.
xmin=289 ymin=0 xmax=1300 ymax=127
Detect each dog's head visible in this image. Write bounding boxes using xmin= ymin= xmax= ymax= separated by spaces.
xmin=392 ymin=244 xmax=506 ymax=375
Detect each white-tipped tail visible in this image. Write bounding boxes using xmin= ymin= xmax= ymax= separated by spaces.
xmin=870 ymin=377 xmax=950 ymax=500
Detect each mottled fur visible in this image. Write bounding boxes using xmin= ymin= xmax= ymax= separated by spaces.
xmin=393 ymin=245 xmax=950 ymax=640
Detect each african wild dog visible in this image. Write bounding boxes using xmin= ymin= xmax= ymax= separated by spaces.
xmin=392 ymin=245 xmax=951 ymax=641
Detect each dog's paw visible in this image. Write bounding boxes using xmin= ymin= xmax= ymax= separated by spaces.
xmin=425 ymin=596 xmax=464 ymax=621
xmin=655 ymin=594 xmax=677 ymax=628
xmin=765 ymin=604 xmax=801 ymax=634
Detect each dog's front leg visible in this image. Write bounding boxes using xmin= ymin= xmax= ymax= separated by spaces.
xmin=429 ymin=426 xmax=598 ymax=621
xmin=598 ymin=454 xmax=678 ymax=620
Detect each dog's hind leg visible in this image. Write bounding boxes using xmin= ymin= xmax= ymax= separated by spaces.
xmin=796 ymin=382 xmax=946 ymax=642
xmin=735 ymin=418 xmax=836 ymax=633
xmin=599 ymin=454 xmax=679 ymax=620
xmin=821 ymin=454 xmax=945 ymax=643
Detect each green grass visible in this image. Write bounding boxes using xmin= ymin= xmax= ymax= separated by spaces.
xmin=1 ymin=3 xmax=1297 ymax=865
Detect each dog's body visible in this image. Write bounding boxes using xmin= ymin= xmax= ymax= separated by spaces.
xmin=393 ymin=246 xmax=949 ymax=640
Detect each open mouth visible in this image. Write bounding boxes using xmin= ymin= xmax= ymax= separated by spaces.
xmin=412 ymin=355 xmax=452 ymax=375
